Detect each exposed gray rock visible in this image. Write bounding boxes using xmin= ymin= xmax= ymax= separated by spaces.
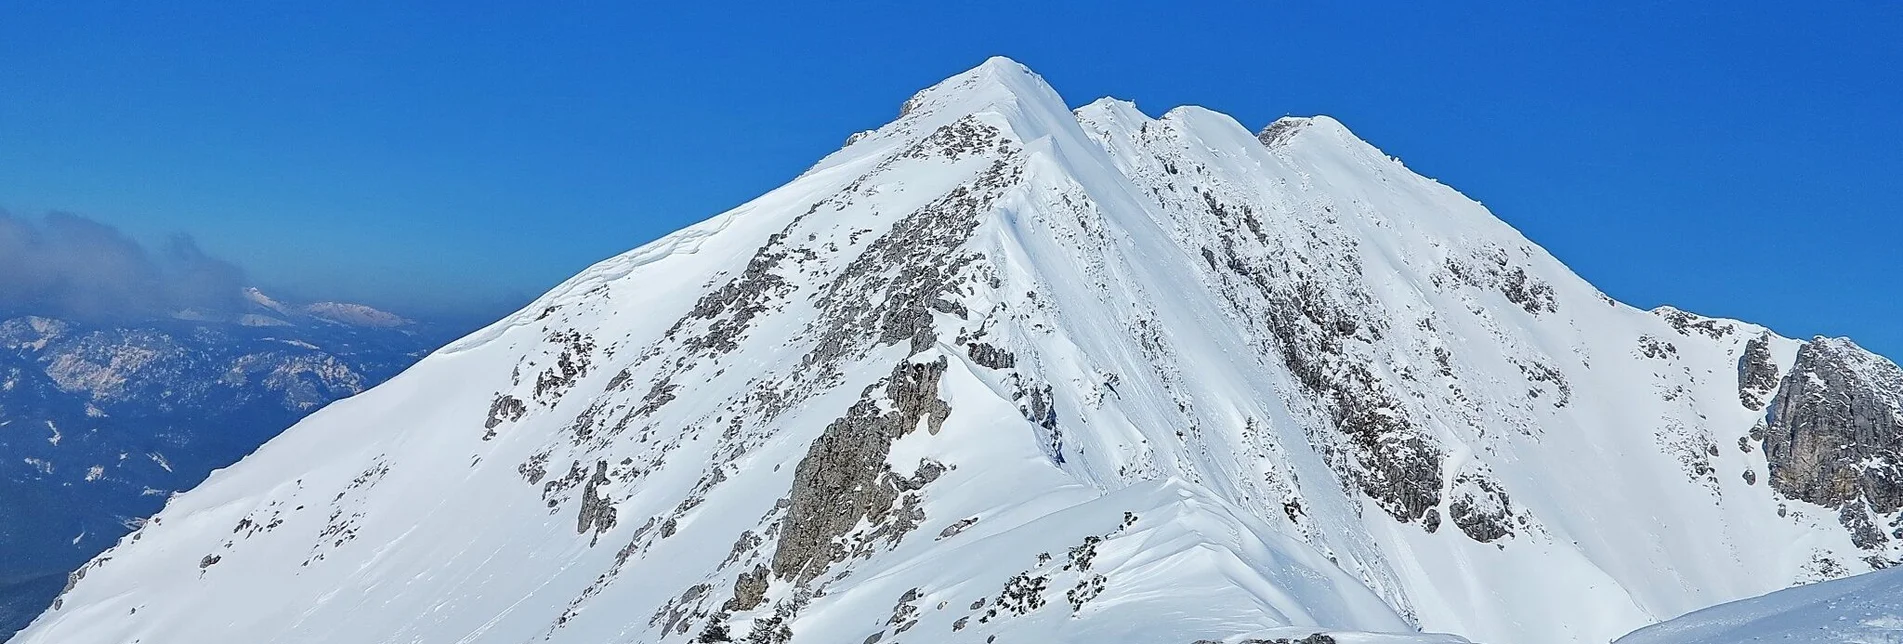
xmin=634 ymin=379 xmax=679 ymax=418
xmin=1019 ymin=383 xmax=1057 ymax=432
xmin=532 ymin=330 xmax=596 ymax=405
xmin=648 ymin=582 xmax=712 ymax=637
xmin=1064 ymin=574 xmax=1106 ymax=612
xmin=1235 ymin=635 xmax=1338 ymax=644
xmin=1320 ymin=360 xmax=1444 ymax=524
xmin=1657 ymin=306 xmax=1735 ymax=340
xmin=540 ymin=460 xmax=590 ymax=510
xmin=1638 ymin=335 xmax=1679 ymax=360
xmin=723 ymin=565 xmax=770 ymax=612
xmin=1065 ymin=536 xmax=1102 ymax=572
xmin=965 ymin=341 xmax=1016 ymax=369
xmin=482 ymin=394 xmax=527 ymax=440
xmin=1447 ymin=472 xmax=1515 ymax=543
xmin=1841 ymin=502 xmax=1888 ymax=550
xmin=1517 ymin=359 xmax=1572 ymax=408
xmin=799 ymin=127 xmax=1019 ymax=383
xmin=993 ymin=572 xmax=1049 ymax=615
xmin=885 ymin=587 xmax=922 ymax=633
xmin=937 ymin=516 xmax=978 ymax=540
xmin=1256 ymin=118 xmax=1310 ymax=148
xmin=517 ymin=450 xmax=549 ymax=485
xmin=1498 ymin=265 xmax=1559 ymax=314
xmin=1738 ymin=332 xmax=1780 ymax=411
xmin=575 ymin=460 xmax=618 ymax=545
xmin=772 ymin=358 xmax=951 ymax=581
xmin=1193 ymin=197 xmax=1444 ymax=526
xmin=1763 ymin=337 xmax=1903 ymax=548
xmin=1443 ymin=246 xmax=1558 ymax=315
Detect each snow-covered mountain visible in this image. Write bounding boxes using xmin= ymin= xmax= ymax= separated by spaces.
xmin=242 ymin=287 xmax=417 ymax=329
xmin=18 ymin=58 xmax=1901 ymax=644
xmin=0 ymin=292 xmax=442 ymax=638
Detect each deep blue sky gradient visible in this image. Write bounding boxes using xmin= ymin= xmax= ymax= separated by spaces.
xmin=2 ymin=2 xmax=1898 ymax=353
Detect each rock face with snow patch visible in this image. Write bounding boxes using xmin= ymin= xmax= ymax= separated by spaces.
xmin=1736 ymin=332 xmax=1780 ymax=411
xmin=774 ymin=358 xmax=951 ymax=582
xmin=1762 ymin=337 xmax=1903 ymax=551
xmin=15 ymin=58 xmax=1902 ymax=644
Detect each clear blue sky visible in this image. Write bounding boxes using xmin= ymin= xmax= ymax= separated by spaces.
xmin=2 ymin=2 xmax=1898 ymax=353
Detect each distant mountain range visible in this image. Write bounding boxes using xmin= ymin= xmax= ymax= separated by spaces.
xmin=237 ymin=287 xmax=417 ymax=329
xmin=0 ymin=288 xmax=445 ymax=637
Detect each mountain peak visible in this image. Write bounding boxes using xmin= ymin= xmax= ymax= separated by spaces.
xmin=24 ymin=59 xmax=1903 ymax=644
xmin=973 ymin=54 xmax=1033 ymax=77
xmin=950 ymin=55 xmax=1041 ymax=92
xmin=894 ymin=56 xmax=1067 ymax=126
xmin=808 ymin=56 xmax=1078 ymax=177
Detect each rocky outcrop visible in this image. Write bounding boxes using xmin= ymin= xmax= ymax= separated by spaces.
xmin=1444 ymin=246 xmax=1559 ymax=315
xmin=1193 ymin=634 xmax=1338 ymax=644
xmin=772 ymin=358 xmax=951 ymax=582
xmin=575 ymin=460 xmax=618 ymax=545
xmin=483 ymin=394 xmax=527 ymax=439
xmin=1189 ymin=195 xmax=1444 ymax=527
xmin=965 ymin=341 xmax=1016 ymax=370
xmin=1737 ymin=332 xmax=1780 ymax=411
xmin=1255 ymin=118 xmax=1310 ymax=148
xmin=1447 ymin=471 xmax=1516 ymax=543
xmin=722 ymin=565 xmax=770 ymax=612
xmin=1656 ymin=306 xmax=1736 ymax=340
xmin=1763 ymin=337 xmax=1903 ymax=548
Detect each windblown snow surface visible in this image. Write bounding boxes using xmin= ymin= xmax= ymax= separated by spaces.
xmin=18 ymin=58 xmax=1903 ymax=644
xmin=1616 ymin=566 xmax=1903 ymax=644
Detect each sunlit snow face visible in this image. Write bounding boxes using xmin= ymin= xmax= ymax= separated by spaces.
xmin=18 ymin=57 xmax=1903 ymax=644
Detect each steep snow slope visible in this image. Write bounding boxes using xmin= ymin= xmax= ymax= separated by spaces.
xmin=1615 ymin=566 xmax=1903 ymax=643
xmin=18 ymin=58 xmax=1901 ymax=644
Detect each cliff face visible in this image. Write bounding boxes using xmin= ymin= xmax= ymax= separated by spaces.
xmin=1763 ymin=337 xmax=1903 ymax=552
xmin=1737 ymin=332 xmax=1781 ymax=411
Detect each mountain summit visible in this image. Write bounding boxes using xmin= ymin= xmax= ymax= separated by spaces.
xmin=20 ymin=57 xmax=1902 ymax=644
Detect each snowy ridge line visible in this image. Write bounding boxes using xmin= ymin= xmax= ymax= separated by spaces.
xmin=18 ymin=56 xmax=1903 ymax=644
